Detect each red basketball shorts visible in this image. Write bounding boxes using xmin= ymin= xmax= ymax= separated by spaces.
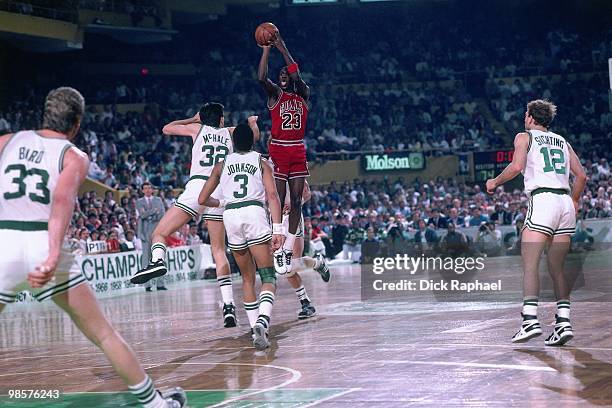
xmin=268 ymin=142 xmax=309 ymax=181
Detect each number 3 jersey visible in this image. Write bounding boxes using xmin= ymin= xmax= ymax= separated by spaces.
xmin=190 ymin=125 xmax=233 ymax=179
xmin=220 ymin=151 xmax=266 ymax=206
xmin=0 ymin=131 xmax=74 ymax=222
xmin=523 ymin=129 xmax=571 ymax=196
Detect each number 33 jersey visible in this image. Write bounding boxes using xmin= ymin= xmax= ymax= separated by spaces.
xmin=0 ymin=131 xmax=74 ymax=222
xmin=190 ymin=125 xmax=233 ymax=179
xmin=523 ymin=129 xmax=571 ymax=196
xmin=220 ymin=151 xmax=266 ymax=206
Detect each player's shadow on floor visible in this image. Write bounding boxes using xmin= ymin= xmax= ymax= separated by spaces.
xmin=515 ymin=348 xmax=612 ymax=405
xmin=133 ymin=317 xmax=325 ymax=393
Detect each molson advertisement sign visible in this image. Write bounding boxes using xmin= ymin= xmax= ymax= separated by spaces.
xmin=361 ymin=152 xmax=425 ymax=172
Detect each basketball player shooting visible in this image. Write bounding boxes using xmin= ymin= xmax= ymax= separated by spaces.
xmin=258 ymin=31 xmax=310 ymax=275
xmin=485 ymin=99 xmax=586 ymax=346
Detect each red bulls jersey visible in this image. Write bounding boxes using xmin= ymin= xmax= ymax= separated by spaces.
xmin=269 ymin=90 xmax=308 ymax=145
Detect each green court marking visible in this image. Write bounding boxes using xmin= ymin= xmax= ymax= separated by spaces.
xmin=0 ymin=388 xmax=348 ymax=407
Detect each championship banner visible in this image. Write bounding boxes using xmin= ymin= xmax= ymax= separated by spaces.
xmin=14 ymin=244 xmax=213 ymax=303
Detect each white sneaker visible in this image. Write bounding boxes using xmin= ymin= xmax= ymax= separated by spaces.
xmin=253 ymin=321 xmax=270 ymax=350
xmin=544 ymin=316 xmax=573 ymax=346
xmin=273 ymin=248 xmax=287 ymax=275
xmin=511 ymin=316 xmax=542 ymax=343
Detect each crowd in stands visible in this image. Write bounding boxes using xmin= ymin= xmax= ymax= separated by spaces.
xmin=1 ymin=3 xmax=611 ymax=258
xmin=65 ymin=189 xmax=207 ymax=255
xmin=300 ymin=170 xmax=610 ymax=261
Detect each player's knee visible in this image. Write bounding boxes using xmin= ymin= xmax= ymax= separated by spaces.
xmin=258 ymin=267 xmax=276 ymax=285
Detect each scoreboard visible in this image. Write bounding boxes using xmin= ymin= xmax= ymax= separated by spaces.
xmin=473 ymin=150 xmax=514 ymax=182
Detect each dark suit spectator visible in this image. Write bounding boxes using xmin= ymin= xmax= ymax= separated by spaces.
xmin=427 ymin=208 xmax=448 ymax=229
xmin=137 ymin=181 xmax=166 ymax=291
xmin=414 ymin=220 xmax=439 ymax=254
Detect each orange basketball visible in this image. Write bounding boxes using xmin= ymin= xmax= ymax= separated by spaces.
xmin=255 ymin=22 xmax=279 ymax=46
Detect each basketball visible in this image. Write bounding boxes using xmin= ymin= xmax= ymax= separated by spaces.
xmin=255 ymin=22 xmax=279 ymax=46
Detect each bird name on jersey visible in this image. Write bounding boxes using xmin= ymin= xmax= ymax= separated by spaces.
xmin=280 ymin=98 xmax=304 ymax=115
xmin=533 ymin=134 xmax=564 ymax=148
xmin=202 ymin=133 xmax=230 ymax=146
xmin=226 ymin=162 xmax=258 ymax=176
xmin=18 ymin=146 xmax=45 ymax=163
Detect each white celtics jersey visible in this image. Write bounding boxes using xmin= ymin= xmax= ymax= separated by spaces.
xmin=190 ymin=125 xmax=232 ymax=179
xmin=0 ymin=131 xmax=74 ymax=222
xmin=523 ymin=129 xmax=571 ymax=195
xmin=220 ymin=151 xmax=266 ymax=205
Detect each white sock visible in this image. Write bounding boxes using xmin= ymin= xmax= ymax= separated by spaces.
xmin=244 ymin=301 xmax=259 ymax=328
xmin=258 ymin=290 xmax=275 ymax=322
xmin=295 ymin=285 xmax=309 ymax=302
xmin=150 ymin=243 xmax=167 ymax=262
xmin=522 ymin=297 xmax=538 ymax=319
xmin=217 ymin=275 xmax=234 ymax=305
xmin=283 ymin=233 xmax=296 ymax=252
xmin=557 ymin=299 xmax=570 ymax=319
xmin=128 ymin=375 xmax=165 ymax=408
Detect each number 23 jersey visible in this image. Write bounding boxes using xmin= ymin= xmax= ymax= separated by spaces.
xmin=523 ymin=129 xmax=571 ymax=196
xmin=269 ymin=90 xmax=308 ymax=143
xmin=0 ymin=131 xmax=74 ymax=222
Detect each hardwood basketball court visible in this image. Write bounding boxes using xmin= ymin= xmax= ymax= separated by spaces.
xmin=1 ymin=252 xmax=611 ymax=407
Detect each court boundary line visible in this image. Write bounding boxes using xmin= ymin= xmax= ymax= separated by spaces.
xmin=3 ymin=342 xmax=612 ymax=363
xmin=383 ymin=360 xmax=556 ymax=372
xmin=301 ymin=388 xmax=361 ymax=407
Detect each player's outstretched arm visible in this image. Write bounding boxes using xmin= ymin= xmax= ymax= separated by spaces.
xmin=28 ymin=148 xmax=89 ymax=288
xmin=198 ymin=162 xmax=222 ymax=207
xmin=248 ymin=115 xmax=261 ymax=142
xmin=262 ymin=157 xmax=285 ymax=250
xmin=273 ymin=35 xmax=310 ymax=101
xmin=162 ymin=113 xmax=201 ymax=140
xmin=227 ymin=116 xmax=260 ymax=142
xmin=258 ymin=46 xmax=280 ymax=101
xmin=567 ymin=143 xmax=587 ymax=211
xmin=486 ymin=132 xmax=529 ymax=194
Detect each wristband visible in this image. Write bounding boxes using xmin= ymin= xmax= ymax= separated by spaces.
xmin=272 ymin=223 xmax=284 ymax=235
xmin=287 ymin=62 xmax=299 ymax=74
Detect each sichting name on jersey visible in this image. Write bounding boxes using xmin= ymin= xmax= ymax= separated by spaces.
xmin=533 ymin=134 xmax=564 ymax=148
xmin=202 ymin=133 xmax=230 ymax=146
xmin=280 ymin=99 xmax=304 ymax=115
xmin=226 ymin=162 xmax=258 ymax=176
xmin=18 ymin=146 xmax=45 ymax=163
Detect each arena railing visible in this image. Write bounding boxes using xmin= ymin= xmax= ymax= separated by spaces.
xmin=0 ymin=0 xmax=77 ymax=22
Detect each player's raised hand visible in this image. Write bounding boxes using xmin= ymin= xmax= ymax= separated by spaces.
xmin=248 ymin=115 xmax=258 ymax=124
xmin=271 ymin=234 xmax=285 ymax=252
xmin=272 ymin=34 xmax=285 ymax=50
xmin=28 ymin=258 xmax=58 ymax=288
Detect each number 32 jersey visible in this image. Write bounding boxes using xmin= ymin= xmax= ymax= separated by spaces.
xmin=190 ymin=125 xmax=233 ymax=179
xmin=523 ymin=129 xmax=571 ymax=195
xmin=269 ymin=90 xmax=308 ymax=143
xmin=0 ymin=131 xmax=74 ymax=222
